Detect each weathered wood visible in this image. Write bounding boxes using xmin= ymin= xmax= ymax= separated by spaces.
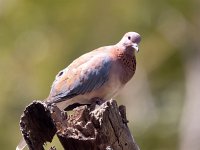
xmin=19 ymin=100 xmax=140 ymax=150
xmin=19 ymin=101 xmax=57 ymax=150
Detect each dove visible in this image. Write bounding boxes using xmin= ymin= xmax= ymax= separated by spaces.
xmin=46 ymin=31 xmax=141 ymax=110
xmin=16 ymin=31 xmax=141 ymax=150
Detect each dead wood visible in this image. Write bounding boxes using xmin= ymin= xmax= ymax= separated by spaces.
xmin=19 ymin=100 xmax=140 ymax=150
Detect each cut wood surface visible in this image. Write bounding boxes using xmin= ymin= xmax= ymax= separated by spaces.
xmin=19 ymin=100 xmax=140 ymax=150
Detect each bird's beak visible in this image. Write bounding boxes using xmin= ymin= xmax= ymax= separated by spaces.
xmin=132 ymin=43 xmax=139 ymax=52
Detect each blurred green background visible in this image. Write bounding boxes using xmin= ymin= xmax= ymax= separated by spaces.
xmin=0 ymin=0 xmax=200 ymax=149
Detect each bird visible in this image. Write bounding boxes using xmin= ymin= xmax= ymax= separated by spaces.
xmin=16 ymin=31 xmax=141 ymax=150
xmin=46 ymin=31 xmax=141 ymax=110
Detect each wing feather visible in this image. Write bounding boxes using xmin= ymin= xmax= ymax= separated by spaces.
xmin=48 ymin=54 xmax=112 ymax=103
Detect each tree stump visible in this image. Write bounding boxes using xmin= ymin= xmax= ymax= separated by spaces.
xmin=19 ymin=100 xmax=140 ymax=150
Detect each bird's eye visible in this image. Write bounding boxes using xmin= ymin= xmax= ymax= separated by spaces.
xmin=128 ymin=36 xmax=131 ymax=40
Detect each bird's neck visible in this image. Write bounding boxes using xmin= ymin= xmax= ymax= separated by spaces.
xmin=116 ymin=47 xmax=136 ymax=84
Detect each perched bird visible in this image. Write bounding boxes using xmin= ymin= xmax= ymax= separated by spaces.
xmin=16 ymin=31 xmax=141 ymax=150
xmin=46 ymin=31 xmax=141 ymax=110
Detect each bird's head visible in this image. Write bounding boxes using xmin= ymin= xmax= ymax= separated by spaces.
xmin=117 ymin=32 xmax=141 ymax=53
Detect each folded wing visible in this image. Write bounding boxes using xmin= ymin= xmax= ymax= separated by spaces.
xmin=48 ymin=54 xmax=112 ymax=103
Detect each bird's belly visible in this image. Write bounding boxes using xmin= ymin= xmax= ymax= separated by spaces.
xmin=76 ymin=77 xmax=122 ymax=103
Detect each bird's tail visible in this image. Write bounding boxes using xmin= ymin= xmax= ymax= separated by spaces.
xmin=16 ymin=138 xmax=27 ymax=150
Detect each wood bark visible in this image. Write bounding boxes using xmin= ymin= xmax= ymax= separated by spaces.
xmin=19 ymin=100 xmax=140 ymax=150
